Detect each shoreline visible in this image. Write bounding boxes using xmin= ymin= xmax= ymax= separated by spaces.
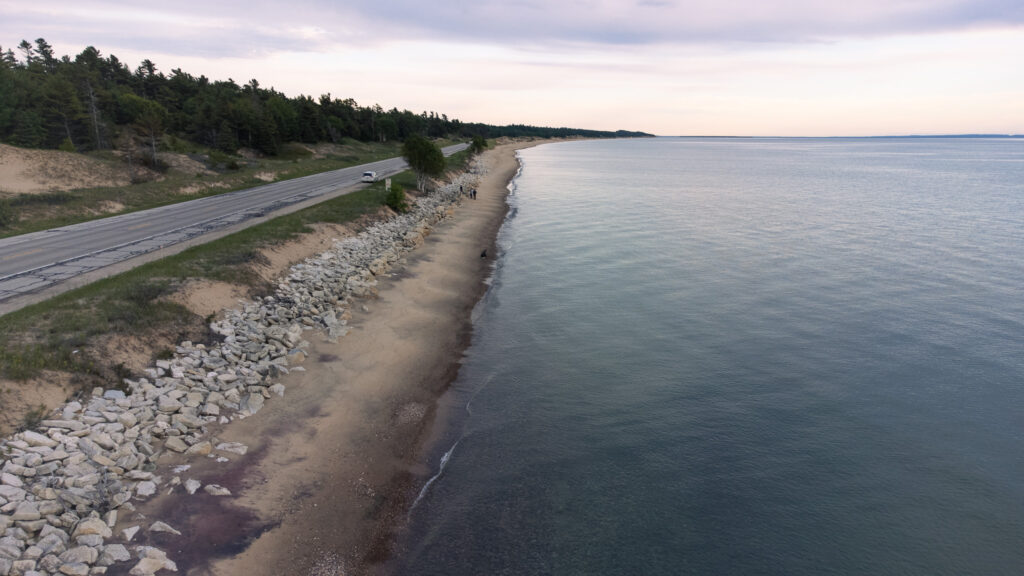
xmin=153 ymin=140 xmax=545 ymax=575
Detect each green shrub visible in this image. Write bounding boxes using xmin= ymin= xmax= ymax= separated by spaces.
xmin=0 ymin=199 xmax=15 ymax=228
xmin=469 ymin=135 xmax=487 ymax=154
xmin=385 ymin=184 xmax=408 ymax=213
xmin=276 ymin=143 xmax=314 ymax=161
xmin=122 ymin=280 xmax=171 ymax=306
xmin=58 ymin=137 xmax=76 ymax=153
xmin=207 ymin=149 xmax=231 ymax=167
xmin=10 ymin=192 xmax=76 ymax=207
xmin=20 ymin=404 xmax=47 ymax=431
xmin=163 ymin=134 xmax=193 ymax=153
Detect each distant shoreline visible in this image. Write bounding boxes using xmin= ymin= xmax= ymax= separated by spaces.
xmin=658 ymin=134 xmax=1024 ymax=139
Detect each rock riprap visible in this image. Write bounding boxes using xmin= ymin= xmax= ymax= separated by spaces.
xmin=0 ymin=170 xmax=479 ymax=575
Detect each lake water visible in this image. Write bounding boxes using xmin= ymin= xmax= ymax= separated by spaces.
xmin=390 ymin=137 xmax=1024 ymax=575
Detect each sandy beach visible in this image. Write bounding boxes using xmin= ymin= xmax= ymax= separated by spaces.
xmin=124 ymin=141 xmax=541 ymax=576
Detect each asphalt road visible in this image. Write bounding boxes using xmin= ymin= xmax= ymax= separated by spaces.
xmin=0 ymin=143 xmax=468 ymax=304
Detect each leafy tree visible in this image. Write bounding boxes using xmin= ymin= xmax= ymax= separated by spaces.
xmin=215 ymin=119 xmax=238 ymax=152
xmin=119 ymin=93 xmax=167 ymax=162
xmin=402 ymin=133 xmax=445 ymax=190
xmin=469 ymin=135 xmax=487 ymax=154
xmin=376 ymin=116 xmax=398 ymax=142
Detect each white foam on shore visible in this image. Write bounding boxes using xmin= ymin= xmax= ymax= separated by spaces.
xmin=406 ymin=151 xmax=528 ymax=521
xmin=408 ymin=440 xmax=458 ymax=517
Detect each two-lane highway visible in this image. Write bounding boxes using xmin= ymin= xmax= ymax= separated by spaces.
xmin=0 ymin=143 xmax=468 ymax=307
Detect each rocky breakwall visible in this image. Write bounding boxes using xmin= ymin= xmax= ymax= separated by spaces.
xmin=0 ymin=171 xmax=479 ymax=576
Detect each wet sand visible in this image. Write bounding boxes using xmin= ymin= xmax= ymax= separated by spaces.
xmin=132 ymin=142 xmax=543 ymax=576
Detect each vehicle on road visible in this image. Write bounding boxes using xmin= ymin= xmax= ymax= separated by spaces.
xmin=361 ymin=171 xmax=378 ymax=183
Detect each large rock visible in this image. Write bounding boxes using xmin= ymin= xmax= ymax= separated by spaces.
xmin=163 ymin=437 xmax=188 ymax=453
xmin=59 ymin=545 xmax=98 ymax=565
xmin=135 ymin=482 xmax=157 ymax=498
xmin=149 ymin=521 xmax=181 ymax=536
xmin=184 ymin=441 xmax=212 ymax=456
xmin=39 ymin=554 xmax=62 ymax=572
xmin=11 ymin=558 xmax=36 ymax=574
xmin=12 ymin=502 xmax=40 ymax=521
xmin=129 ymin=547 xmax=177 ymax=575
xmin=172 ymin=413 xmax=204 ymax=429
xmin=72 ymin=517 xmax=111 ymax=539
xmin=21 ymin=431 xmax=57 ymax=448
xmin=39 ymin=420 xmax=86 ymax=431
xmin=184 ymin=479 xmax=201 ymax=495
xmin=157 ymin=396 xmax=183 ymax=414
xmin=118 ymin=412 xmax=138 ymax=428
xmin=203 ymin=485 xmax=231 ymax=496
xmin=0 ymin=485 xmax=26 ymax=502
xmin=0 ymin=538 xmax=20 ymax=559
xmin=98 ymin=543 xmax=131 ymax=566
xmin=58 ymin=563 xmax=90 ymax=576
xmin=238 ymin=394 xmax=264 ymax=416
xmin=214 ymin=442 xmax=248 ymax=456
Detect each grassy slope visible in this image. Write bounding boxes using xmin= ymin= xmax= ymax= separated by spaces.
xmin=0 ymin=146 xmax=474 ymax=393
xmin=1 ymin=138 xmax=457 ymax=238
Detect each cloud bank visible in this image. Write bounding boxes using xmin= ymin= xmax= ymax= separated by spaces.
xmin=2 ymin=0 xmax=1023 ymax=59
xmin=332 ymin=0 xmax=1024 ymax=45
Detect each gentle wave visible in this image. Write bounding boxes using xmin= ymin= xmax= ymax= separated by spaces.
xmin=407 ymin=440 xmax=458 ymax=517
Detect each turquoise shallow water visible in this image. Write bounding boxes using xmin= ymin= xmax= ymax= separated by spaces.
xmin=391 ymin=138 xmax=1024 ymax=575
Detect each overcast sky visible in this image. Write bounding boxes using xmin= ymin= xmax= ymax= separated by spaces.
xmin=2 ymin=0 xmax=1023 ymax=136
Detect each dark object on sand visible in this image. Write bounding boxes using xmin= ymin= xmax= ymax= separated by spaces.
xmin=480 ymin=249 xmax=487 ymax=258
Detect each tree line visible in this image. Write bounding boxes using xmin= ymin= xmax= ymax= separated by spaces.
xmin=0 ymin=39 xmax=651 ymax=158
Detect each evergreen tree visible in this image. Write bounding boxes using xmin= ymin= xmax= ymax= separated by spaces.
xmin=12 ymin=110 xmax=45 ymax=147
xmin=0 ymin=38 xmax=647 ymax=155
xmin=42 ymin=76 xmax=85 ymax=148
xmin=34 ymin=38 xmax=55 ymax=73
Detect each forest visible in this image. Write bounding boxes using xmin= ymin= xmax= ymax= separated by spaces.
xmin=0 ymin=38 xmax=651 ymax=158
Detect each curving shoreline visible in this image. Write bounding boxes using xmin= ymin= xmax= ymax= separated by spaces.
xmin=198 ymin=141 xmax=544 ymax=576
xmin=0 ymin=141 xmax=547 ymax=576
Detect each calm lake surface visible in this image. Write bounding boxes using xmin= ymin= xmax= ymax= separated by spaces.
xmin=390 ymin=137 xmax=1024 ymax=575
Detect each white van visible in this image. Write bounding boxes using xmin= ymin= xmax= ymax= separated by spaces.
xmin=361 ymin=171 xmax=378 ymax=183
